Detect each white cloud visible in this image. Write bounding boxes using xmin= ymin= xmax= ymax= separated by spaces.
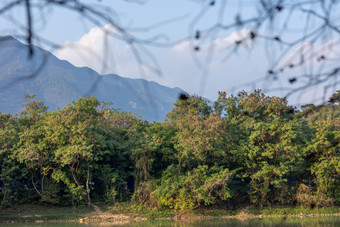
xmin=212 ymin=29 xmax=255 ymax=51
xmin=173 ymin=40 xmax=191 ymax=52
xmin=173 ymin=28 xmax=255 ymax=52
xmin=129 ymin=101 xmax=137 ymax=109
xmin=56 ymin=24 xmax=138 ymax=76
xmin=55 ymin=24 xmax=336 ymax=106
xmin=275 ymin=39 xmax=340 ymax=71
xmin=54 ymin=25 xmax=265 ymax=101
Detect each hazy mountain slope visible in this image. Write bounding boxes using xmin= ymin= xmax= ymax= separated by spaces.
xmin=0 ymin=36 xmax=184 ymax=122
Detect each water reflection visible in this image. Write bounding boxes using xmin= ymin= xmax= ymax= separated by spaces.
xmin=1 ymin=216 xmax=340 ymax=227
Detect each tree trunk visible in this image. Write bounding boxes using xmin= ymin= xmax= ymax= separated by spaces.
xmin=70 ymin=168 xmax=81 ymax=187
xmin=41 ymin=174 xmax=45 ymax=192
xmin=86 ymin=163 xmax=91 ymax=206
xmin=31 ymin=172 xmax=41 ymax=196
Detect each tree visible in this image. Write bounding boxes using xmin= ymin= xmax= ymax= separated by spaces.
xmin=46 ymin=96 xmax=101 ymax=205
xmin=153 ymin=95 xmax=233 ymax=209
xmin=0 ymin=113 xmax=24 ymax=206
xmin=12 ymin=95 xmax=52 ymax=199
xmin=329 ymin=90 xmax=340 ymax=105
xmin=303 ymin=94 xmax=340 ymax=206
xmin=166 ymin=95 xmax=225 ymax=169
xmin=95 ymin=107 xmax=139 ymax=203
xmin=219 ymin=90 xmax=304 ymax=206
xmin=0 ymin=91 xmax=339 ymax=209
xmin=175 ymin=112 xmax=224 ymax=169
xmin=307 ymin=120 xmax=339 ymax=206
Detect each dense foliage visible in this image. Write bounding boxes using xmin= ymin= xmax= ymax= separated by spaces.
xmin=0 ymin=90 xmax=339 ymax=209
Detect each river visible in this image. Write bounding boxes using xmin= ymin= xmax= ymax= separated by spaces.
xmin=1 ymin=216 xmax=340 ymax=227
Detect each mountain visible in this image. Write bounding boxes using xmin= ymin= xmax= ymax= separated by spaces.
xmin=0 ymin=36 xmax=185 ymax=122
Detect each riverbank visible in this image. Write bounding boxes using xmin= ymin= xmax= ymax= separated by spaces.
xmin=0 ymin=204 xmax=92 ymax=223
xmin=1 ymin=204 xmax=340 ymax=224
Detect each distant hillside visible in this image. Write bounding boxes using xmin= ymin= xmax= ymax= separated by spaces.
xmin=0 ymin=36 xmax=185 ymax=122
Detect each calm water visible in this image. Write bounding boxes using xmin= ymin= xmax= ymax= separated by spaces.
xmin=1 ymin=216 xmax=340 ymax=227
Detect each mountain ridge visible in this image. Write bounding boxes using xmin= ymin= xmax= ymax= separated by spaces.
xmin=0 ymin=36 xmax=185 ymax=122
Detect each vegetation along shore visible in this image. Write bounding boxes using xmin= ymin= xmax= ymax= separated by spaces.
xmin=0 ymin=90 xmax=339 ymax=224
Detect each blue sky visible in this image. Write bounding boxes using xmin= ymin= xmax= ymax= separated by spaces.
xmin=1 ymin=0 xmax=339 ymax=106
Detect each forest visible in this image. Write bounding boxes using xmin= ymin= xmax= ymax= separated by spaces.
xmin=0 ymin=90 xmax=339 ymax=210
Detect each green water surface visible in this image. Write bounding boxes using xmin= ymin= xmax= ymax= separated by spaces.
xmin=1 ymin=216 xmax=340 ymax=227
